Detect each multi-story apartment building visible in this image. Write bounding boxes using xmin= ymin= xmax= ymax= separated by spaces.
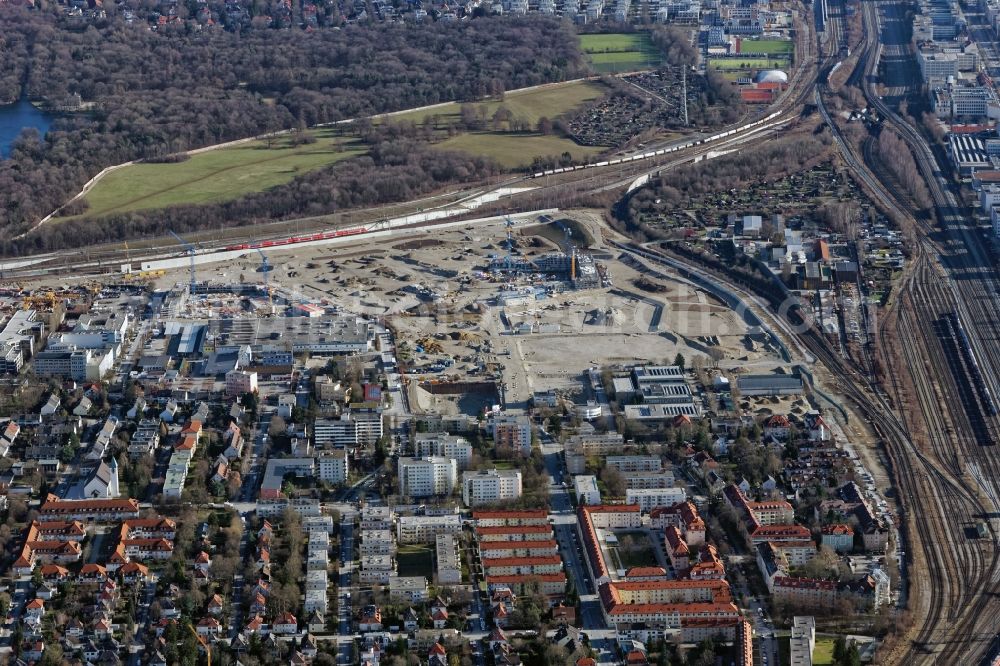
xmin=605 ymin=455 xmax=662 ymax=473
xmin=396 ymin=514 xmax=462 ymax=544
xmin=461 ymin=468 xmax=523 ymax=507
xmin=397 ymin=457 xmax=457 ymax=498
xmin=317 ymin=450 xmax=349 ymax=485
xmin=626 ymin=488 xmax=687 ymax=513
xmin=491 ymin=415 xmax=532 ymax=456
xmin=414 ymin=434 xmax=473 ymax=469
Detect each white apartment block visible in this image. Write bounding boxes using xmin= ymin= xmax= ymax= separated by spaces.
xmin=314 ymin=415 xmax=359 ymax=449
xmin=360 ymin=554 xmax=394 ymax=584
xmin=360 ymin=529 xmax=395 ymax=555
xmin=396 ymin=514 xmax=462 ymax=544
xmin=317 ymin=450 xmax=349 ymax=484
xmin=388 ymin=575 xmax=429 ymax=603
xmin=360 ymin=506 xmax=394 ymax=531
xmin=626 ymin=488 xmax=688 ymax=512
xmin=435 ymin=534 xmax=462 ymax=585
xmin=789 ymin=616 xmax=816 ymax=666
xmin=225 ymin=370 xmax=258 ymax=397
xmin=461 ymin=468 xmax=523 ymax=507
xmin=574 ymin=475 xmax=602 ymax=505
xmin=415 ymin=434 xmax=473 ymax=469
xmin=606 ymin=455 xmax=662 ymax=473
xmin=623 ymin=471 xmax=676 ymax=489
xmin=398 ymin=456 xmax=457 ymax=498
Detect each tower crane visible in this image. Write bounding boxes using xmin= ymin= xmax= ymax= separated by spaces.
xmin=256 ymin=248 xmax=272 ymax=305
xmin=169 ymin=230 xmax=197 ymax=294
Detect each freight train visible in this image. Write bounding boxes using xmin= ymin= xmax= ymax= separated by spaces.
xmin=530 ymin=110 xmax=784 ymax=178
xmin=946 ymin=312 xmax=998 ymax=417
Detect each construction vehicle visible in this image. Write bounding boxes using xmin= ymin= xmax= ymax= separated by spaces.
xmin=22 ymin=291 xmax=57 ymax=310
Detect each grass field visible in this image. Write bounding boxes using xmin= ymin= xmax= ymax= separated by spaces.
xmin=438 ymin=132 xmax=604 ymax=169
xmin=709 ymin=57 xmax=787 ymax=70
xmin=580 ymin=32 xmax=662 ymax=73
xmin=71 ymin=81 xmax=609 ymax=216
xmin=812 ymin=638 xmax=835 ymax=665
xmin=740 ymin=39 xmax=795 ymax=55
xmin=389 ymin=79 xmax=606 ymax=128
xmin=396 ymin=544 xmax=434 ymax=578
xmin=73 ymin=130 xmax=363 ymax=219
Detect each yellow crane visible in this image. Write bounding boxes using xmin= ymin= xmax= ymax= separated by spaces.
xmin=187 ymin=624 xmax=211 ymax=666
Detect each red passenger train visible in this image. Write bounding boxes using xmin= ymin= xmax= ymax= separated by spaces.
xmin=224 ymin=226 xmax=368 ymax=251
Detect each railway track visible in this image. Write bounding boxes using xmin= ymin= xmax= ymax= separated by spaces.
xmin=2 ymin=26 xmax=826 ymax=284
xmin=846 ymin=0 xmax=1000 ymax=661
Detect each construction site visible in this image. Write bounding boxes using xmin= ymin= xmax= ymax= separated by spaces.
xmin=0 ymin=210 xmax=789 ymax=419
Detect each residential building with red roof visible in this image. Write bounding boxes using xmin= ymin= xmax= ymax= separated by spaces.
xmin=821 ymin=524 xmax=855 ymax=553
xmin=39 ymin=495 xmax=140 ymax=521
xmin=687 ymin=544 xmax=726 ymax=581
xmin=13 ymin=522 xmax=84 ymax=575
xmin=749 ymin=524 xmax=813 ymax=545
xmin=578 ymin=504 xmax=642 ymax=585
xmin=273 ymin=612 xmax=298 ymax=635
xmin=475 ymin=525 xmax=555 ymax=541
xmin=664 ymin=526 xmax=690 ymax=572
xmin=486 ymin=573 xmax=567 ymax=596
xmin=478 ymin=539 xmax=559 ymax=558
xmin=624 ymin=567 xmax=668 ymax=581
xmin=772 ymin=576 xmax=838 ymax=608
xmin=651 ymin=501 xmax=706 ymax=546
xmin=482 ymin=555 xmax=563 ymax=576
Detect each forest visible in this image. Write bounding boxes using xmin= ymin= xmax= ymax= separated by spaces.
xmin=0 ymin=9 xmax=586 ymax=247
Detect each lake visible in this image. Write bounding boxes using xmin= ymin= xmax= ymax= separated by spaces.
xmin=0 ymin=99 xmax=52 ymax=158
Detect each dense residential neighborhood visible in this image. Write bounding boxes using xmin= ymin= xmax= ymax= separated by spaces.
xmin=0 ymin=252 xmax=898 ymax=666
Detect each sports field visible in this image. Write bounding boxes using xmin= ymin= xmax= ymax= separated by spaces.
xmin=739 ymin=39 xmax=795 ymax=55
xmin=709 ymin=57 xmax=787 ymax=70
xmin=438 ymin=132 xmax=605 ymax=169
xmin=580 ymin=33 xmax=663 ymax=73
xmin=72 ymin=130 xmax=363 ymax=219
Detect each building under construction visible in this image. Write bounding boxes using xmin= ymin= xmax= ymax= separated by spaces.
xmin=489 ymin=250 xmax=600 ymax=289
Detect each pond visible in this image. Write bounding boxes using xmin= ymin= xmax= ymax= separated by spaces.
xmin=0 ymin=98 xmax=52 ymax=158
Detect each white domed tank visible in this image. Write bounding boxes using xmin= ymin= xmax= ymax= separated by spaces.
xmin=755 ymin=69 xmax=789 ymax=84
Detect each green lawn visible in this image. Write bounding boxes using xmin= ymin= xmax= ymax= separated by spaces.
xmin=740 ymin=39 xmax=795 ymax=55
xmin=71 ymin=130 xmax=364 ymax=219
xmin=579 ymin=33 xmax=650 ymax=52
xmin=437 ymin=131 xmax=605 ymax=169
xmin=580 ymin=32 xmax=662 ymax=73
xmin=71 ymin=80 xmax=608 ymax=217
xmin=389 ymin=79 xmax=606 ymax=128
xmin=396 ymin=544 xmax=434 ymax=578
xmin=812 ymin=637 xmax=835 ymax=665
xmin=709 ymin=57 xmax=787 ymax=70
